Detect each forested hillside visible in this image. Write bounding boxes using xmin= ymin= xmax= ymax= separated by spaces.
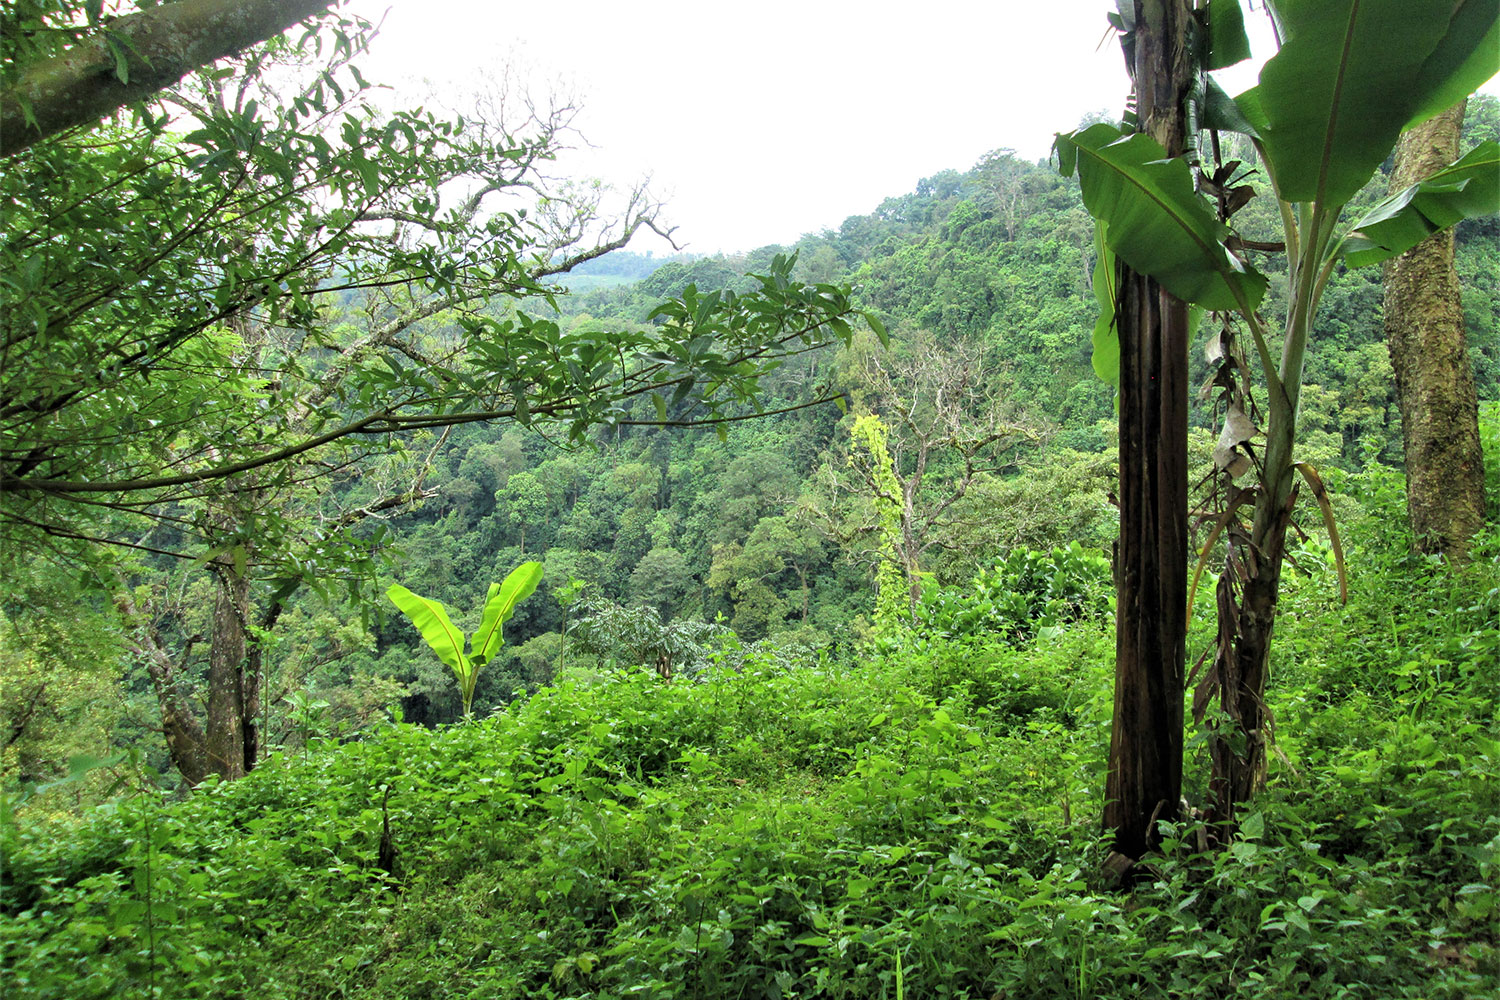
xmin=318 ymin=105 xmax=1500 ymax=729
xmin=3 ymin=2 xmax=1499 ymax=998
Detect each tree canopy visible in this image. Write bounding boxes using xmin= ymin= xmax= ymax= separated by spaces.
xmin=0 ymin=2 xmax=870 ymax=576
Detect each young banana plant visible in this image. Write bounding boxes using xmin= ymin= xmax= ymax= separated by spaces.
xmin=388 ymin=561 xmax=543 ymax=718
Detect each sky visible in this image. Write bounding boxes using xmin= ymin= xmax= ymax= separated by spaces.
xmin=347 ymin=1 xmax=1491 ymax=256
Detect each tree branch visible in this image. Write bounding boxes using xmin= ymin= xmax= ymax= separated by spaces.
xmin=2 ymin=0 xmax=342 ymax=157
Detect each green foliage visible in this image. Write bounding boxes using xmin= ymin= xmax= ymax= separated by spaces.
xmin=1481 ymin=401 xmax=1500 ymax=522
xmin=0 ymin=575 xmax=126 ymax=813
xmin=1244 ymin=1 xmax=1497 ymax=206
xmin=1344 ymin=142 xmax=1500 ymax=265
xmin=1 ymin=2 xmax=871 ymax=582
xmin=566 ymin=598 xmax=731 ymax=682
xmin=387 ymin=562 xmax=542 ymax=717
xmin=5 ymin=8 xmax=1500 ymax=994
xmin=1055 ymin=124 xmax=1268 ymax=314
xmin=5 ymin=542 xmax=1496 ymax=997
xmin=848 ymin=414 xmax=910 ymax=631
xmin=914 ymin=543 xmax=1113 ymax=647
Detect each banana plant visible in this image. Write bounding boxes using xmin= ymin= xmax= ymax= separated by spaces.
xmin=1056 ymin=0 xmax=1498 ymax=822
xmin=387 ymin=561 xmax=543 ymax=718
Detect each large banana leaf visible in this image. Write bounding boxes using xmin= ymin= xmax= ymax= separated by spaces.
xmin=1343 ymin=141 xmax=1500 ymax=267
xmin=1248 ymin=0 xmax=1499 ymax=208
xmin=472 ymin=561 xmax=543 ymax=665
xmin=1205 ymin=0 xmax=1251 ymax=71
xmin=1403 ymin=0 xmax=1500 ymax=130
xmin=387 ymin=584 xmax=471 ymax=681
xmin=1198 ymin=75 xmax=1259 ymax=138
xmin=1090 ymin=224 xmax=1121 ymax=392
xmin=1056 ymin=124 xmax=1267 ymax=313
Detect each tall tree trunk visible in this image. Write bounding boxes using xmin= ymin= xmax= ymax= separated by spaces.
xmin=1384 ymin=101 xmax=1485 ymax=562
xmin=1103 ymin=0 xmax=1192 ymax=868
xmin=205 ymin=561 xmax=252 ymax=780
xmin=115 ymin=586 xmax=209 ymax=785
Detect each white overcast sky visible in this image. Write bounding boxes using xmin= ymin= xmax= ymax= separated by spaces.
xmin=347 ymin=1 xmax=1494 ymax=255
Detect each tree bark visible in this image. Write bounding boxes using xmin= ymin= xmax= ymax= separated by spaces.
xmin=1106 ymin=268 xmax=1190 ymax=863
xmin=1102 ymin=0 xmax=1192 ymax=868
xmin=205 ymin=562 xmax=252 ymax=781
xmin=1384 ymin=101 xmax=1485 ymax=562
xmin=115 ymin=588 xmax=208 ymax=785
xmin=2 ymin=0 xmax=339 ymax=157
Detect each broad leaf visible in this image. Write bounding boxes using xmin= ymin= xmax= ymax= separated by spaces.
xmin=387 ymin=584 xmax=471 ymax=680
xmin=1205 ymin=0 xmax=1251 ymax=71
xmin=1057 ymin=124 xmax=1267 ymax=312
xmin=1343 ymin=141 xmax=1500 ymax=267
xmin=1090 ymin=223 xmax=1121 ymax=393
xmin=1403 ymin=0 xmax=1500 ymax=130
xmin=473 ymin=561 xmax=543 ymax=664
xmin=1199 ymin=76 xmax=1259 ymax=138
xmin=1250 ymin=0 xmax=1498 ymax=207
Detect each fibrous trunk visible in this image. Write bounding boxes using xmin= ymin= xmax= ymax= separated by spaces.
xmin=1205 ymin=489 xmax=1291 ymax=827
xmin=1102 ymin=0 xmax=1192 ymax=867
xmin=1106 ymin=267 xmax=1189 ymax=862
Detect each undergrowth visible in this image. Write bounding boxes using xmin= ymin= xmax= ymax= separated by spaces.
xmin=3 ymin=514 xmax=1497 ymax=999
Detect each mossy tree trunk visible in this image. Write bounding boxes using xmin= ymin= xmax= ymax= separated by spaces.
xmin=206 ymin=559 xmax=253 ymax=781
xmin=1384 ymin=101 xmax=1485 ymax=563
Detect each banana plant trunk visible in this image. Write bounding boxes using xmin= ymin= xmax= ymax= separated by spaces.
xmin=1106 ymin=267 xmax=1189 ymax=864
xmin=1206 ymin=282 xmax=1305 ymax=830
xmin=1102 ymin=0 xmax=1193 ymax=868
xmin=1207 ymin=484 xmax=1293 ymax=826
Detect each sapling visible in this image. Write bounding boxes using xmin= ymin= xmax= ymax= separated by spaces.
xmin=387 ymin=561 xmax=543 ymax=717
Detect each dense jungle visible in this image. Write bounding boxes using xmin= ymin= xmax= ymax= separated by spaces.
xmin=2 ymin=2 xmax=1498 ymax=997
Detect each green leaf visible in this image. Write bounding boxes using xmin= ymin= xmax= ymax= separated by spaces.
xmin=1205 ymin=0 xmax=1251 ymax=71
xmin=1343 ymin=141 xmax=1500 ymax=267
xmin=104 ymin=36 xmax=130 ymax=85
xmin=472 ymin=562 xmax=543 ymax=663
xmin=864 ymin=310 xmax=890 ymax=348
xmin=1199 ymin=76 xmax=1259 ymax=138
xmin=1089 ymin=224 xmax=1121 ymax=392
xmin=1248 ymin=0 xmax=1499 ymax=207
xmin=1057 ymin=124 xmax=1267 ymax=312
xmin=1403 ymin=0 xmax=1500 ymax=130
xmin=355 ymin=158 xmax=381 ymax=197
xmin=387 ymin=584 xmax=471 ymax=681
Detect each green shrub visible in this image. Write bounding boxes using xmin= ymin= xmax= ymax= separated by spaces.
xmin=914 ymin=542 xmax=1113 ymax=645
